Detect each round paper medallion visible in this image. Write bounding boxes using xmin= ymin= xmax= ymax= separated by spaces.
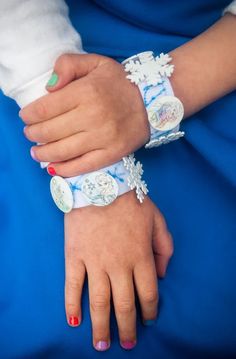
xmin=81 ymin=171 xmax=118 ymax=206
xmin=148 ymin=95 xmax=184 ymax=132
xmin=50 ymin=176 xmax=73 ymax=213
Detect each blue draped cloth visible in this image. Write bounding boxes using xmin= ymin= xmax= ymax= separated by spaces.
xmin=0 ymin=1 xmax=236 ymax=358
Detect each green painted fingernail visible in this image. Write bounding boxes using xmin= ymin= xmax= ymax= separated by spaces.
xmin=47 ymin=72 xmax=58 ymax=87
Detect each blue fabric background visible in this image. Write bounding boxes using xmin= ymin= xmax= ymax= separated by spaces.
xmin=0 ymin=0 xmax=236 ymax=358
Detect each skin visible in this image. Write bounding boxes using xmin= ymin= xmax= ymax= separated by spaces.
xmin=64 ymin=192 xmax=173 ymax=350
xmin=20 ymin=53 xmax=174 ymax=350
xmin=20 ymin=14 xmax=236 ymax=176
xmin=22 ymin=53 xmax=150 ymax=175
xmin=19 ymin=13 xmax=236 ymax=351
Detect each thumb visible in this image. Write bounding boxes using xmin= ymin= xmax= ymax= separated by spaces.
xmin=152 ymin=208 xmax=174 ymax=278
xmin=46 ymin=53 xmax=107 ymax=91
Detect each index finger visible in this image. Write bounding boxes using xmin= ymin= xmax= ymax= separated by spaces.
xmin=19 ymin=79 xmax=83 ymax=125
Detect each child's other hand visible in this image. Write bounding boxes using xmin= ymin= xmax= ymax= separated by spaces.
xmin=64 ymin=191 xmax=173 ymax=351
xmin=20 ymin=54 xmax=149 ymax=177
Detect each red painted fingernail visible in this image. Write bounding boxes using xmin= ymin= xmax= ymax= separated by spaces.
xmin=47 ymin=166 xmax=56 ymax=176
xmin=68 ymin=316 xmax=79 ymax=327
xmin=120 ymin=340 xmax=136 ymax=350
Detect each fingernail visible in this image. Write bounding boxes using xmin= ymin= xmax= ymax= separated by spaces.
xmin=120 ymin=340 xmax=136 ymax=350
xmin=47 ymin=166 xmax=56 ymax=176
xmin=95 ymin=341 xmax=109 ymax=351
xmin=19 ymin=109 xmax=25 ymax=119
xmin=47 ymin=72 xmax=58 ymax=87
xmin=23 ymin=126 xmax=28 ymax=138
xmin=30 ymin=147 xmax=39 ymax=162
xmin=68 ymin=316 xmax=79 ymax=327
xmin=143 ymin=319 xmax=156 ymax=326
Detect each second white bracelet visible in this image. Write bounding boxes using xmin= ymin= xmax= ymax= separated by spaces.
xmin=50 ymin=154 xmax=148 ymax=213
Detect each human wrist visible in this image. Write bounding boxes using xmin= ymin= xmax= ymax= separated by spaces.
xmin=50 ymin=155 xmax=148 ymax=213
xmin=122 ymin=51 xmax=185 ymax=149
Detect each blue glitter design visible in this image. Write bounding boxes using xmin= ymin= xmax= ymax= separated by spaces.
xmin=69 ymin=182 xmax=82 ymax=193
xmin=143 ymin=83 xmax=165 ymax=107
xmin=107 ymin=167 xmax=125 ymax=183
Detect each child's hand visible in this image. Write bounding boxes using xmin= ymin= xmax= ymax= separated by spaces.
xmin=20 ymin=54 xmax=150 ymax=177
xmin=64 ymin=191 xmax=173 ymax=351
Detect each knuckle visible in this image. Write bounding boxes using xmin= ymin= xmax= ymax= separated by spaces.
xmin=54 ymin=145 xmax=67 ymax=162
xmin=90 ymin=295 xmax=109 ymax=312
xmin=142 ymin=291 xmax=158 ymax=305
xmin=87 ymin=79 xmax=102 ymax=100
xmin=116 ymin=300 xmax=135 ymax=314
xmin=165 ymin=236 xmax=174 ymax=258
xmin=39 ymin=124 xmax=51 ymax=142
xmin=65 ymin=245 xmax=79 ymax=260
xmin=34 ymin=100 xmax=48 ymax=119
xmin=167 ymin=245 xmax=174 ymax=258
xmin=66 ymin=278 xmax=81 ymax=292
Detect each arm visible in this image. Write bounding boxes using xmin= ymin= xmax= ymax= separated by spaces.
xmin=19 ymin=9 xmax=236 ymax=177
xmin=170 ymin=13 xmax=236 ymax=118
xmin=0 ymin=1 xmax=173 ymax=351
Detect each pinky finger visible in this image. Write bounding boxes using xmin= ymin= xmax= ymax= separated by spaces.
xmin=47 ymin=149 xmax=114 ymax=178
xmin=152 ymin=209 xmax=174 ymax=278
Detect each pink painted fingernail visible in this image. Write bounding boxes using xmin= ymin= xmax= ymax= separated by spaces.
xmin=120 ymin=340 xmax=136 ymax=350
xmin=30 ymin=147 xmax=39 ymax=162
xmin=95 ymin=341 xmax=109 ymax=351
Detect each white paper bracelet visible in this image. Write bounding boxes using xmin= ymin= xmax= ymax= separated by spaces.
xmin=122 ymin=51 xmax=185 ymax=149
xmin=50 ymin=154 xmax=148 ymax=213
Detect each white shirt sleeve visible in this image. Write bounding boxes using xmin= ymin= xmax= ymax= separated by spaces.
xmin=223 ymin=1 xmax=236 ymax=15
xmin=0 ymin=0 xmax=84 ymax=107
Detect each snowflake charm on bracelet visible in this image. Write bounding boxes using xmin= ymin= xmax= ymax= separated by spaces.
xmin=123 ymin=154 xmax=148 ymax=203
xmin=124 ymin=51 xmax=174 ymax=86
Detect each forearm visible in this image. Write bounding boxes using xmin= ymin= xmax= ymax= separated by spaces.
xmin=0 ymin=0 xmax=83 ymax=107
xmin=170 ymin=13 xmax=236 ymax=118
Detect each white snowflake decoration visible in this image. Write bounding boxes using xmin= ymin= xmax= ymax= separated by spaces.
xmin=122 ymin=154 xmax=148 ymax=203
xmin=124 ymin=51 xmax=174 ymax=86
xmin=145 ymin=131 xmax=185 ymax=149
